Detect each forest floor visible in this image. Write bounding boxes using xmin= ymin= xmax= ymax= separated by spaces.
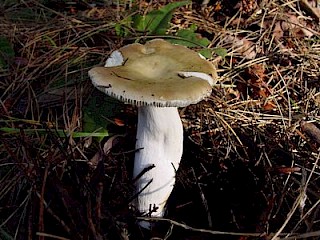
xmin=1 ymin=0 xmax=320 ymax=239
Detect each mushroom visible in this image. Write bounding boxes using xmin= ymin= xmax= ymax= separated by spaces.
xmin=88 ymin=39 xmax=216 ymax=228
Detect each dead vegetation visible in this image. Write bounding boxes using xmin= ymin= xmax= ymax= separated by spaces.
xmin=0 ymin=0 xmax=320 ymax=239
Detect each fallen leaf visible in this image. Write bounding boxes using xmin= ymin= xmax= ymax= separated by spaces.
xmin=300 ymin=121 xmax=320 ymax=145
xmin=224 ymin=34 xmax=257 ymax=59
xmin=262 ymin=101 xmax=276 ymax=111
xmin=245 ymin=64 xmax=272 ymax=99
xmin=114 ymin=118 xmax=125 ymax=126
xmin=103 ymin=134 xmax=125 ymax=155
xmin=263 ymin=13 xmax=314 ymax=52
xmin=275 ymin=166 xmax=301 ymax=174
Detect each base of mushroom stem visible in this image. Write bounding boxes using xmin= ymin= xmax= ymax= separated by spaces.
xmin=136 ymin=217 xmax=164 ymax=232
xmin=138 ymin=219 xmax=154 ymax=229
xmin=137 ymin=213 xmax=163 ymax=229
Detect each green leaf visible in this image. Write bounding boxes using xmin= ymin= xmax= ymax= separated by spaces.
xmin=114 ymin=16 xmax=132 ymax=37
xmin=115 ymin=23 xmax=123 ymax=36
xmin=213 ymin=47 xmax=228 ymax=58
xmin=0 ymin=36 xmax=15 ymax=69
xmin=169 ymin=25 xmax=211 ymax=48
xmin=199 ymin=48 xmax=212 ymax=59
xmin=0 ymin=127 xmax=108 ymax=138
xmin=132 ymin=1 xmax=191 ymax=34
xmin=83 ymin=92 xmax=124 ymax=142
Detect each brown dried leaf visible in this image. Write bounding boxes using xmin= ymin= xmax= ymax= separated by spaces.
xmin=246 ymin=64 xmax=273 ymax=99
xmin=224 ymin=35 xmax=257 ymax=59
xmin=281 ymin=14 xmax=314 ymax=38
xmin=103 ymin=134 xmax=124 ymax=155
xmin=114 ymin=118 xmax=125 ymax=127
xmin=263 ymin=13 xmax=314 ymax=52
xmin=262 ymin=101 xmax=276 ymax=111
xmin=88 ymin=152 xmax=102 ymax=170
xmin=300 ymin=121 xmax=320 ymax=145
xmin=275 ymin=166 xmax=301 ymax=174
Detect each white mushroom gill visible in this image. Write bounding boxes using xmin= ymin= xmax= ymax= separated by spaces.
xmin=134 ymin=106 xmax=183 ymax=228
xmin=105 ymin=50 xmax=124 ymax=67
xmin=178 ymin=71 xmax=214 ymax=86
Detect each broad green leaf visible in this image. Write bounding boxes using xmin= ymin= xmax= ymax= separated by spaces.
xmin=213 ymin=47 xmax=228 ymax=58
xmin=83 ymin=111 xmax=108 ymax=140
xmin=132 ymin=1 xmax=191 ymax=34
xmin=169 ymin=25 xmax=211 ymax=48
xmin=114 ymin=16 xmax=132 ymax=37
xmin=199 ymin=48 xmax=212 ymax=59
xmin=83 ymin=93 xmax=124 ymax=142
xmin=115 ymin=23 xmax=124 ymax=36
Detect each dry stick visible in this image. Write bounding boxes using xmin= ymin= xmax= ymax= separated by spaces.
xmin=2 ymin=142 xmax=38 ymax=238
xmin=0 ymin=192 xmax=30 ymax=229
xmin=300 ymin=0 xmax=320 ymax=22
xmin=215 ymin=111 xmax=243 ymax=147
xmin=55 ymin=184 xmax=79 ymax=230
xmin=35 ymin=192 xmax=72 ymax=236
xmin=286 ymin=153 xmax=320 ymax=236
xmin=87 ymin=197 xmax=102 ymax=240
xmin=163 ymin=224 xmax=174 ymax=240
xmin=28 ymin=196 xmax=33 ymax=240
xmin=270 ymin=181 xmax=305 ymax=240
xmin=132 ymin=164 xmax=155 ymax=183
xmin=36 ymin=232 xmax=70 ymax=240
xmin=279 ymin=230 xmax=320 ymax=240
xmin=38 ymin=164 xmax=49 ymax=240
xmin=273 ymin=64 xmax=291 ymax=129
xmin=272 ymin=152 xmax=320 ymax=240
xmin=96 ymin=182 xmax=104 ymax=230
xmin=136 ymin=216 xmax=279 ymax=238
xmin=191 ymin=168 xmax=212 ymax=228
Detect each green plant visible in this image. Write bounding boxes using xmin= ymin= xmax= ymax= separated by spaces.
xmin=167 ymin=24 xmax=212 ymax=58
xmin=82 ymin=93 xmax=124 ymax=142
xmin=114 ymin=1 xmax=225 ymax=59
xmin=115 ymin=16 xmax=133 ymax=37
xmin=114 ymin=1 xmax=191 ymax=37
xmin=132 ymin=1 xmax=191 ymax=35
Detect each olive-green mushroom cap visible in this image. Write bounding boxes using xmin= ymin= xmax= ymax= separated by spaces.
xmin=88 ymin=39 xmax=216 ymax=107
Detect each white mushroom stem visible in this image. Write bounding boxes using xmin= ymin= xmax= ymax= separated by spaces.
xmin=133 ymin=106 xmax=183 ymax=228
